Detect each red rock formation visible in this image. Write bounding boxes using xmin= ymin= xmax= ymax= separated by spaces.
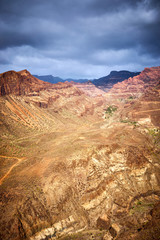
xmin=108 ymin=66 xmax=160 ymax=99
xmin=118 ymin=80 xmax=160 ymax=127
xmin=0 ymin=67 xmax=160 ymax=240
xmin=0 ymin=69 xmax=107 ymax=131
xmin=0 ymin=70 xmax=53 ymax=96
xmin=72 ymin=81 xmax=106 ymax=97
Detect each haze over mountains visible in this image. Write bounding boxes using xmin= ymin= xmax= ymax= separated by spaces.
xmin=33 ymin=75 xmax=65 ymax=84
xmin=34 ymin=75 xmax=90 ymax=84
xmin=0 ymin=66 xmax=160 ymax=240
xmin=34 ymin=70 xmax=140 ymax=92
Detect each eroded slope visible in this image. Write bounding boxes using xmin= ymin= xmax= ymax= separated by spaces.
xmin=0 ymin=67 xmax=160 ymax=240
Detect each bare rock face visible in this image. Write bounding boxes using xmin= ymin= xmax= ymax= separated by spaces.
xmin=106 ymin=66 xmax=160 ymax=128
xmin=0 ymin=69 xmax=54 ymax=96
xmin=0 ymin=127 xmax=158 ymax=240
xmin=0 ymin=70 xmax=23 ymax=96
xmin=0 ymin=69 xmax=106 ymax=125
xmin=71 ymin=81 xmax=106 ymax=97
xmin=108 ymin=66 xmax=160 ymax=99
xmin=0 ymin=67 xmax=160 ymax=240
xmin=119 ymin=81 xmax=160 ymax=127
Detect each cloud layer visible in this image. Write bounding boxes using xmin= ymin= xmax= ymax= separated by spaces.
xmin=0 ymin=0 xmax=160 ymax=78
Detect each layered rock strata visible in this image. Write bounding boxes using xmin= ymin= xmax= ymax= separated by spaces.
xmin=0 ymin=67 xmax=160 ymax=240
xmin=108 ymin=66 xmax=160 ymax=99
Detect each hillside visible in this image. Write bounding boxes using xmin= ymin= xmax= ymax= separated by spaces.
xmin=0 ymin=67 xmax=160 ymax=240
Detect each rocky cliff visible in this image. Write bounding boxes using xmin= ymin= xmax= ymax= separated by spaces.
xmin=106 ymin=66 xmax=160 ymax=128
xmin=108 ymin=66 xmax=160 ymax=99
xmin=0 ymin=70 xmax=55 ymax=96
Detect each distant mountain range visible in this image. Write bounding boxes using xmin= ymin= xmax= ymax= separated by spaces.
xmin=92 ymin=70 xmax=140 ymax=86
xmin=34 ymin=70 xmax=140 ymax=91
xmin=33 ymin=75 xmax=89 ymax=84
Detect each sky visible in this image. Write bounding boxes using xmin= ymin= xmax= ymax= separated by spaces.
xmin=0 ymin=0 xmax=160 ymax=79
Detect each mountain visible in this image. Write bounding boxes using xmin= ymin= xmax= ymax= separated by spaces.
xmin=34 ymin=70 xmax=140 ymax=88
xmin=0 ymin=69 xmax=54 ymax=96
xmin=0 ymin=69 xmax=107 ymax=136
xmin=108 ymin=66 xmax=160 ymax=99
xmin=33 ymin=74 xmax=65 ymax=84
xmin=0 ymin=67 xmax=160 ymax=240
xmin=92 ymin=70 xmax=140 ymax=92
xmin=107 ymin=66 xmax=160 ymax=128
xmin=33 ymin=74 xmax=90 ymax=84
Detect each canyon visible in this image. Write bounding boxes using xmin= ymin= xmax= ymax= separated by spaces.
xmin=0 ymin=66 xmax=160 ymax=240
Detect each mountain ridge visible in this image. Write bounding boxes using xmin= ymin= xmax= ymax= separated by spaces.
xmin=33 ymin=70 xmax=140 ymax=88
xmin=93 ymin=70 xmax=140 ymax=92
xmin=33 ymin=74 xmax=90 ymax=84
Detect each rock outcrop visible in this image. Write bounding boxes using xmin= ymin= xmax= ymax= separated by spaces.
xmin=0 ymin=70 xmax=55 ymax=96
xmin=119 ymin=83 xmax=160 ymax=127
xmin=71 ymin=81 xmax=106 ymax=97
xmin=108 ymin=66 xmax=160 ymax=99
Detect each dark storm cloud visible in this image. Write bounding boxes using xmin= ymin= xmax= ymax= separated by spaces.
xmin=0 ymin=0 xmax=159 ymax=78
xmin=90 ymin=0 xmax=142 ymax=13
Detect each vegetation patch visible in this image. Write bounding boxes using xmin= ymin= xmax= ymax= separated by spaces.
xmin=128 ymin=96 xmax=135 ymax=100
xmin=105 ymin=105 xmax=117 ymax=117
xmin=147 ymin=128 xmax=160 ymax=146
xmin=120 ymin=119 xmax=138 ymax=126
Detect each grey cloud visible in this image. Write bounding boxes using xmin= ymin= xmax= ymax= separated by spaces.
xmin=0 ymin=32 xmax=37 ymax=49
xmin=0 ymin=57 xmax=10 ymax=65
xmin=0 ymin=0 xmax=159 ymax=78
xmin=89 ymin=0 xmax=142 ymax=14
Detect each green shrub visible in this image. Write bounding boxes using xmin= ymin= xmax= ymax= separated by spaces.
xmin=147 ymin=128 xmax=160 ymax=146
xmin=120 ymin=119 xmax=138 ymax=126
xmin=128 ymin=96 xmax=134 ymax=100
xmin=105 ymin=106 xmax=117 ymax=116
